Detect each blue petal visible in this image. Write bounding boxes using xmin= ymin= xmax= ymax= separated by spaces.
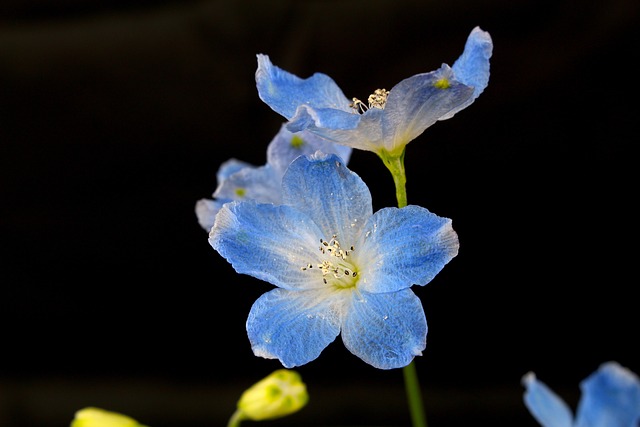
xmin=288 ymin=105 xmax=385 ymax=153
xmin=452 ymin=26 xmax=493 ymax=100
xmin=355 ymin=205 xmax=459 ymax=293
xmin=287 ymin=104 xmax=362 ymax=137
xmin=575 ymin=361 xmax=640 ymax=427
xmin=195 ymin=158 xmax=256 ymax=232
xmin=256 ymin=54 xmax=352 ymax=120
xmin=382 ymin=66 xmax=475 ymax=152
xmin=522 ymin=372 xmax=574 ymax=427
xmin=213 ymin=164 xmax=282 ymax=204
xmin=209 ymin=200 xmax=326 ymax=290
xmin=195 ymin=198 xmax=227 ymax=232
xmin=217 ymin=158 xmax=254 ymax=182
xmin=266 ymin=124 xmax=352 ymax=174
xmin=440 ymin=26 xmax=493 ymax=121
xmin=341 ymin=288 xmax=426 ymax=369
xmin=281 ymin=152 xmax=373 ymax=246
xmin=247 ymin=288 xmax=342 ymax=368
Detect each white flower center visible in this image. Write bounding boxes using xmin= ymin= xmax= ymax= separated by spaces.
xmin=349 ymin=88 xmax=389 ymax=114
xmin=301 ymin=234 xmax=359 ymax=289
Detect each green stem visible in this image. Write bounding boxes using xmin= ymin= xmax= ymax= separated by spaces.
xmin=226 ymin=410 xmax=245 ymax=427
xmin=403 ymin=361 xmax=427 ymax=427
xmin=378 ymin=147 xmax=427 ymax=427
xmin=378 ymin=148 xmax=408 ymax=208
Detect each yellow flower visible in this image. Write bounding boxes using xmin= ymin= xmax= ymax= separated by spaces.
xmin=230 ymin=369 xmax=308 ymax=426
xmin=71 ymin=407 xmax=146 ymax=427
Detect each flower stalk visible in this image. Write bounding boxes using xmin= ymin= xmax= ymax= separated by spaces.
xmin=383 ymin=146 xmax=428 ymax=427
xmin=378 ymin=147 xmax=408 ymax=208
xmin=404 ymin=361 xmax=427 ymax=427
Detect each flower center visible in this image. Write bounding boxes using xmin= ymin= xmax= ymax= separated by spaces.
xmin=349 ymin=88 xmax=389 ymax=114
xmin=301 ymin=234 xmax=359 ymax=289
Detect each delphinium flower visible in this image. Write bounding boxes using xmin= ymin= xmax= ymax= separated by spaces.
xmin=71 ymin=408 xmax=147 ymax=427
xmin=227 ymin=369 xmax=309 ymax=427
xmin=255 ymin=26 xmax=492 ymax=207
xmin=209 ymin=151 xmax=459 ymax=369
xmin=522 ymin=361 xmax=640 ymax=427
xmin=195 ymin=124 xmax=351 ymax=231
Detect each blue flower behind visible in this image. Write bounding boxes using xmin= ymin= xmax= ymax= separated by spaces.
xmin=209 ymin=152 xmax=459 ymax=369
xmin=522 ymin=361 xmax=640 ymax=427
xmin=195 ymin=124 xmax=352 ymax=231
xmin=255 ymin=26 xmax=492 ymax=157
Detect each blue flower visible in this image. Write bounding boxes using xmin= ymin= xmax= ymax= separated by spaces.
xmin=195 ymin=124 xmax=352 ymax=231
xmin=522 ymin=361 xmax=640 ymax=427
xmin=209 ymin=152 xmax=459 ymax=369
xmin=255 ymin=27 xmax=492 ymax=157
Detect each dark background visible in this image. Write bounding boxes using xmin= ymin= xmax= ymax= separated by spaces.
xmin=2 ymin=0 xmax=638 ymax=426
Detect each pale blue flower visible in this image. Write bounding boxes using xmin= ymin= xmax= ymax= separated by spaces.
xmin=255 ymin=26 xmax=492 ymax=157
xmin=522 ymin=361 xmax=640 ymax=427
xmin=195 ymin=124 xmax=352 ymax=231
xmin=209 ymin=152 xmax=459 ymax=369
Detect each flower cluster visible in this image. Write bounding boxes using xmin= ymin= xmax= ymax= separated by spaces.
xmin=63 ymin=25 xmax=639 ymax=427
xmin=204 ymin=26 xmax=492 ymax=371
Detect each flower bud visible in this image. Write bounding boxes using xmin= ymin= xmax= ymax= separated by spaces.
xmin=237 ymin=369 xmax=308 ymax=421
xmin=71 ymin=407 xmax=146 ymax=427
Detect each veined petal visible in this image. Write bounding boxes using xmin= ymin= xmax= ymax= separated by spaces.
xmin=266 ymin=124 xmax=352 ymax=175
xmin=441 ymin=26 xmax=493 ymax=120
xmin=288 ymin=105 xmax=385 ymax=154
xmin=256 ymin=54 xmax=352 ymax=120
xmin=341 ymin=288 xmax=426 ymax=369
xmin=382 ymin=66 xmax=475 ymax=152
xmin=287 ymin=104 xmax=362 ymax=140
xmin=281 ymin=152 xmax=373 ymax=246
xmin=451 ymin=26 xmax=493 ymax=100
xmin=195 ymin=198 xmax=228 ymax=232
xmin=355 ymin=205 xmax=459 ymax=294
xmin=213 ymin=164 xmax=282 ymax=204
xmin=575 ymin=361 xmax=640 ymax=427
xmin=209 ymin=201 xmax=325 ymax=290
xmin=522 ymin=372 xmax=574 ymax=427
xmin=247 ymin=288 xmax=343 ymax=368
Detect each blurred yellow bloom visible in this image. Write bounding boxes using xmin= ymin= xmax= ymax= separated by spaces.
xmin=229 ymin=369 xmax=308 ymax=426
xmin=71 ymin=407 xmax=146 ymax=427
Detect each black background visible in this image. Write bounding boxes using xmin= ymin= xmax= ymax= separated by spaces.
xmin=2 ymin=0 xmax=638 ymax=426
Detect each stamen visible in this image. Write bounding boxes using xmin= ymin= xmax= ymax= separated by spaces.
xmin=302 ymin=234 xmax=358 ymax=288
xmin=367 ymin=88 xmax=389 ymax=109
xmin=349 ymin=97 xmax=368 ymax=114
xmin=350 ymin=89 xmax=389 ymax=114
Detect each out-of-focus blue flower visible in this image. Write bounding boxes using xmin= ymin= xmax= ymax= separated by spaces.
xmin=209 ymin=152 xmax=459 ymax=369
xmin=522 ymin=361 xmax=640 ymax=427
xmin=255 ymin=27 xmax=492 ymax=157
xmin=195 ymin=124 xmax=352 ymax=231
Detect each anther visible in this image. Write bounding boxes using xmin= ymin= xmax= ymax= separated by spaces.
xmin=350 ymin=89 xmax=389 ymax=114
